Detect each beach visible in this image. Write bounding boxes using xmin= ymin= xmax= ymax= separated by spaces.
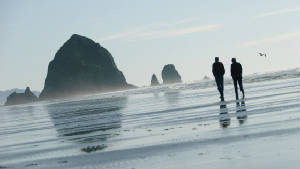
xmin=0 ymin=69 xmax=299 ymax=169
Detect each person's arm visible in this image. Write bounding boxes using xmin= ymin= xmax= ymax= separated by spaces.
xmin=212 ymin=63 xmax=216 ymax=77
xmin=221 ymin=63 xmax=225 ymax=75
xmin=230 ymin=64 xmax=233 ymax=77
xmin=240 ymin=64 xmax=243 ymax=75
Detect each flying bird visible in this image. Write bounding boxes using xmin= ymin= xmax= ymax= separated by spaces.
xmin=258 ymin=52 xmax=267 ymax=58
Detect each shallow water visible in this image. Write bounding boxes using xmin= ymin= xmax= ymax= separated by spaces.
xmin=0 ymin=69 xmax=299 ymax=169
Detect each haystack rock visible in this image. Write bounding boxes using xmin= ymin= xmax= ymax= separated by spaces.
xmin=5 ymin=87 xmax=38 ymax=106
xmin=161 ymin=64 xmax=182 ymax=84
xmin=39 ymin=34 xmax=135 ymax=100
xmin=151 ymin=74 xmax=160 ymax=86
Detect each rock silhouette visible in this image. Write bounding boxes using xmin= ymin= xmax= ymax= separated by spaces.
xmin=161 ymin=64 xmax=182 ymax=84
xmin=151 ymin=74 xmax=160 ymax=86
xmin=5 ymin=87 xmax=38 ymax=106
xmin=40 ymin=34 xmax=134 ymax=100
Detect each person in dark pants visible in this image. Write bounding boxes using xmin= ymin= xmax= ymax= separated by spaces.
xmin=231 ymin=58 xmax=245 ymax=100
xmin=212 ymin=57 xmax=225 ymax=101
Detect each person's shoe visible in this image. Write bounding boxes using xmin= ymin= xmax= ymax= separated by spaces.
xmin=220 ymin=96 xmax=224 ymax=101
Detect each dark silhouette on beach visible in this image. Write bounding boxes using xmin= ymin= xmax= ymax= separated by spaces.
xmin=219 ymin=102 xmax=230 ymax=128
xmin=236 ymin=101 xmax=247 ymax=125
xmin=231 ymin=58 xmax=245 ymax=100
xmin=212 ymin=57 xmax=225 ymax=101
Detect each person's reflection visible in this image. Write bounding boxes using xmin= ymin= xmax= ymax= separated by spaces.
xmin=46 ymin=96 xmax=127 ymax=153
xmin=219 ymin=102 xmax=230 ymax=128
xmin=236 ymin=101 xmax=247 ymax=125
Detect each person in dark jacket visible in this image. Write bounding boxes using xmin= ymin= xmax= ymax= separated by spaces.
xmin=212 ymin=57 xmax=225 ymax=100
xmin=231 ymin=58 xmax=245 ymax=100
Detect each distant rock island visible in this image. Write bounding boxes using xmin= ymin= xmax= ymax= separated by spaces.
xmin=0 ymin=88 xmax=40 ymax=105
xmin=5 ymin=87 xmax=38 ymax=106
xmin=151 ymin=74 xmax=160 ymax=86
xmin=40 ymin=34 xmax=135 ymax=100
xmin=161 ymin=64 xmax=182 ymax=84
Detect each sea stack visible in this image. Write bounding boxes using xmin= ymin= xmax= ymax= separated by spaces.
xmin=5 ymin=87 xmax=38 ymax=106
xmin=39 ymin=34 xmax=133 ymax=100
xmin=151 ymin=74 xmax=160 ymax=86
xmin=161 ymin=64 xmax=182 ymax=84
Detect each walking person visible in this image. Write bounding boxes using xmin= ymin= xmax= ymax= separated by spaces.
xmin=212 ymin=57 xmax=225 ymax=101
xmin=230 ymin=58 xmax=245 ymax=100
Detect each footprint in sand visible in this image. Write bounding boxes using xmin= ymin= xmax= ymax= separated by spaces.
xmin=198 ymin=152 xmax=204 ymax=156
xmin=58 ymin=160 xmax=68 ymax=164
xmin=25 ymin=163 xmax=38 ymax=167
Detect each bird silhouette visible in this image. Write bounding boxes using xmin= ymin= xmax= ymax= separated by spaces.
xmin=258 ymin=52 xmax=267 ymax=58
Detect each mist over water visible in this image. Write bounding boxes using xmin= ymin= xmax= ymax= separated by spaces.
xmin=0 ymin=69 xmax=299 ymax=168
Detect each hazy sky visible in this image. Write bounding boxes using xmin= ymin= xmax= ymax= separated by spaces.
xmin=0 ymin=0 xmax=299 ymax=90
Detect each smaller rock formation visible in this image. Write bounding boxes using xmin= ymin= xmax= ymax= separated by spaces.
xmin=151 ymin=74 xmax=160 ymax=86
xmin=161 ymin=64 xmax=182 ymax=84
xmin=5 ymin=87 xmax=38 ymax=106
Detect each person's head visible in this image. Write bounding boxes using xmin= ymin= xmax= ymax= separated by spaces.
xmin=231 ymin=58 xmax=236 ymax=63
xmin=215 ymin=57 xmax=219 ymax=62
